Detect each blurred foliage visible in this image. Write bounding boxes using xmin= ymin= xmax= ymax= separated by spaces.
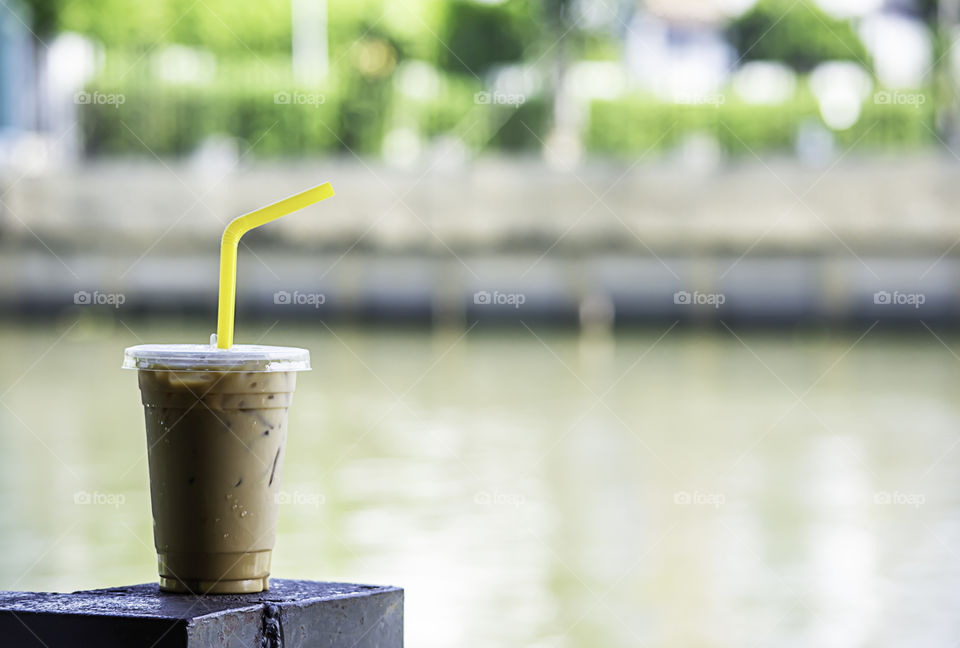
xmin=588 ymin=91 xmax=936 ymax=156
xmin=492 ymin=99 xmax=549 ymax=150
xmin=336 ymin=28 xmax=401 ymax=153
xmin=589 ymin=96 xmax=810 ymax=155
xmin=80 ymin=82 xmax=340 ymax=156
xmin=20 ymin=0 xmax=60 ymax=37
xmin=80 ymin=49 xmax=550 ymax=156
xmin=438 ymin=0 xmax=537 ymax=77
xmin=837 ymin=94 xmax=938 ymax=148
xmin=56 ymin=0 xmax=943 ymax=158
xmin=580 ymin=33 xmax=621 ymax=61
xmin=59 ymin=0 xmax=292 ymax=54
xmin=728 ymin=0 xmax=869 ymax=72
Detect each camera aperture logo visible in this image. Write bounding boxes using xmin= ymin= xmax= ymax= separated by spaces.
xmin=874 ymin=491 xmax=924 ymax=508
xmin=873 ymin=290 xmax=925 ymax=309
xmin=675 ymin=92 xmax=725 ymax=108
xmin=474 ymin=91 xmax=526 ymax=107
xmin=74 ymin=90 xmax=125 ymax=108
xmin=473 ymin=290 xmax=526 ymax=309
xmin=474 ymin=490 xmax=525 ymax=508
xmin=74 ymin=290 xmax=125 ymax=308
xmin=674 ymin=490 xmax=725 ymax=508
xmin=275 ymin=490 xmax=325 ymax=507
xmin=274 ymin=91 xmax=326 ymax=107
xmin=673 ymin=290 xmax=725 ymax=308
xmin=874 ymin=91 xmax=926 ymax=108
xmin=74 ymin=490 xmax=125 ymax=508
xmin=273 ymin=290 xmax=326 ymax=308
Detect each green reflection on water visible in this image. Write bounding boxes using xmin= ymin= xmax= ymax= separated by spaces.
xmin=0 ymin=318 xmax=958 ymax=647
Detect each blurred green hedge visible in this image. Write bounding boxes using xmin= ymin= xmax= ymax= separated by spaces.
xmin=79 ymin=63 xmax=551 ymax=157
xmin=79 ymin=73 xmax=936 ymax=158
xmin=587 ymin=93 xmax=937 ymax=157
xmin=80 ymin=83 xmax=342 ymax=156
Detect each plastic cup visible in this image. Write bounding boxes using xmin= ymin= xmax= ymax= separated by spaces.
xmin=123 ymin=343 xmax=310 ymax=594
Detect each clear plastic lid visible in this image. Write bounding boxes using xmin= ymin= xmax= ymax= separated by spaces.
xmin=123 ymin=343 xmax=310 ymax=372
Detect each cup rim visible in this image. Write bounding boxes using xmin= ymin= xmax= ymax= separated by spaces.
xmin=123 ymin=343 xmax=311 ymax=372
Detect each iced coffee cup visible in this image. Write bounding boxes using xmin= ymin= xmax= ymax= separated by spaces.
xmin=121 ymin=182 xmax=333 ymax=593
xmin=123 ymin=343 xmax=310 ymax=594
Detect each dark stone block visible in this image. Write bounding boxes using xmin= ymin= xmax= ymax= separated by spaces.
xmin=0 ymin=579 xmax=403 ymax=647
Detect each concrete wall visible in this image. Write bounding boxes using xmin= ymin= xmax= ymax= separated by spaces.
xmin=3 ymin=156 xmax=958 ymax=255
xmin=2 ymin=157 xmax=958 ymax=325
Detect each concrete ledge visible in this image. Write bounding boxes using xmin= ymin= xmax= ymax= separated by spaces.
xmin=0 ymin=579 xmax=403 ymax=648
xmin=3 ymin=251 xmax=958 ymax=325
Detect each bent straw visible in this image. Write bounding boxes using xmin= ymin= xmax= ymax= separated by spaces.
xmin=217 ymin=183 xmax=335 ymax=349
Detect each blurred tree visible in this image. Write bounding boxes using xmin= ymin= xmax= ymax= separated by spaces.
xmin=337 ymin=24 xmax=401 ymax=153
xmin=438 ymin=0 xmax=535 ymax=77
xmin=728 ymin=0 xmax=869 ymax=72
xmin=20 ymin=0 xmax=59 ymax=36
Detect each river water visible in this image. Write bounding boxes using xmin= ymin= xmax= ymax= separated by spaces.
xmin=1 ymin=318 xmax=958 ymax=647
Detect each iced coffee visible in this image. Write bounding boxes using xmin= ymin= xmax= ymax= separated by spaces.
xmin=124 ymin=344 xmax=309 ymax=594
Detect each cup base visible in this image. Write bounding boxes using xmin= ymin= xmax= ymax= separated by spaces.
xmin=158 ymin=549 xmax=272 ymax=594
xmin=159 ymin=575 xmax=269 ymax=594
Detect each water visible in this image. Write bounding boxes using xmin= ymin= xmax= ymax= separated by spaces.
xmin=1 ymin=318 xmax=959 ymax=647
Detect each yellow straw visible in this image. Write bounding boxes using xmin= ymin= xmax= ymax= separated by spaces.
xmin=216 ymin=183 xmax=335 ymax=349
